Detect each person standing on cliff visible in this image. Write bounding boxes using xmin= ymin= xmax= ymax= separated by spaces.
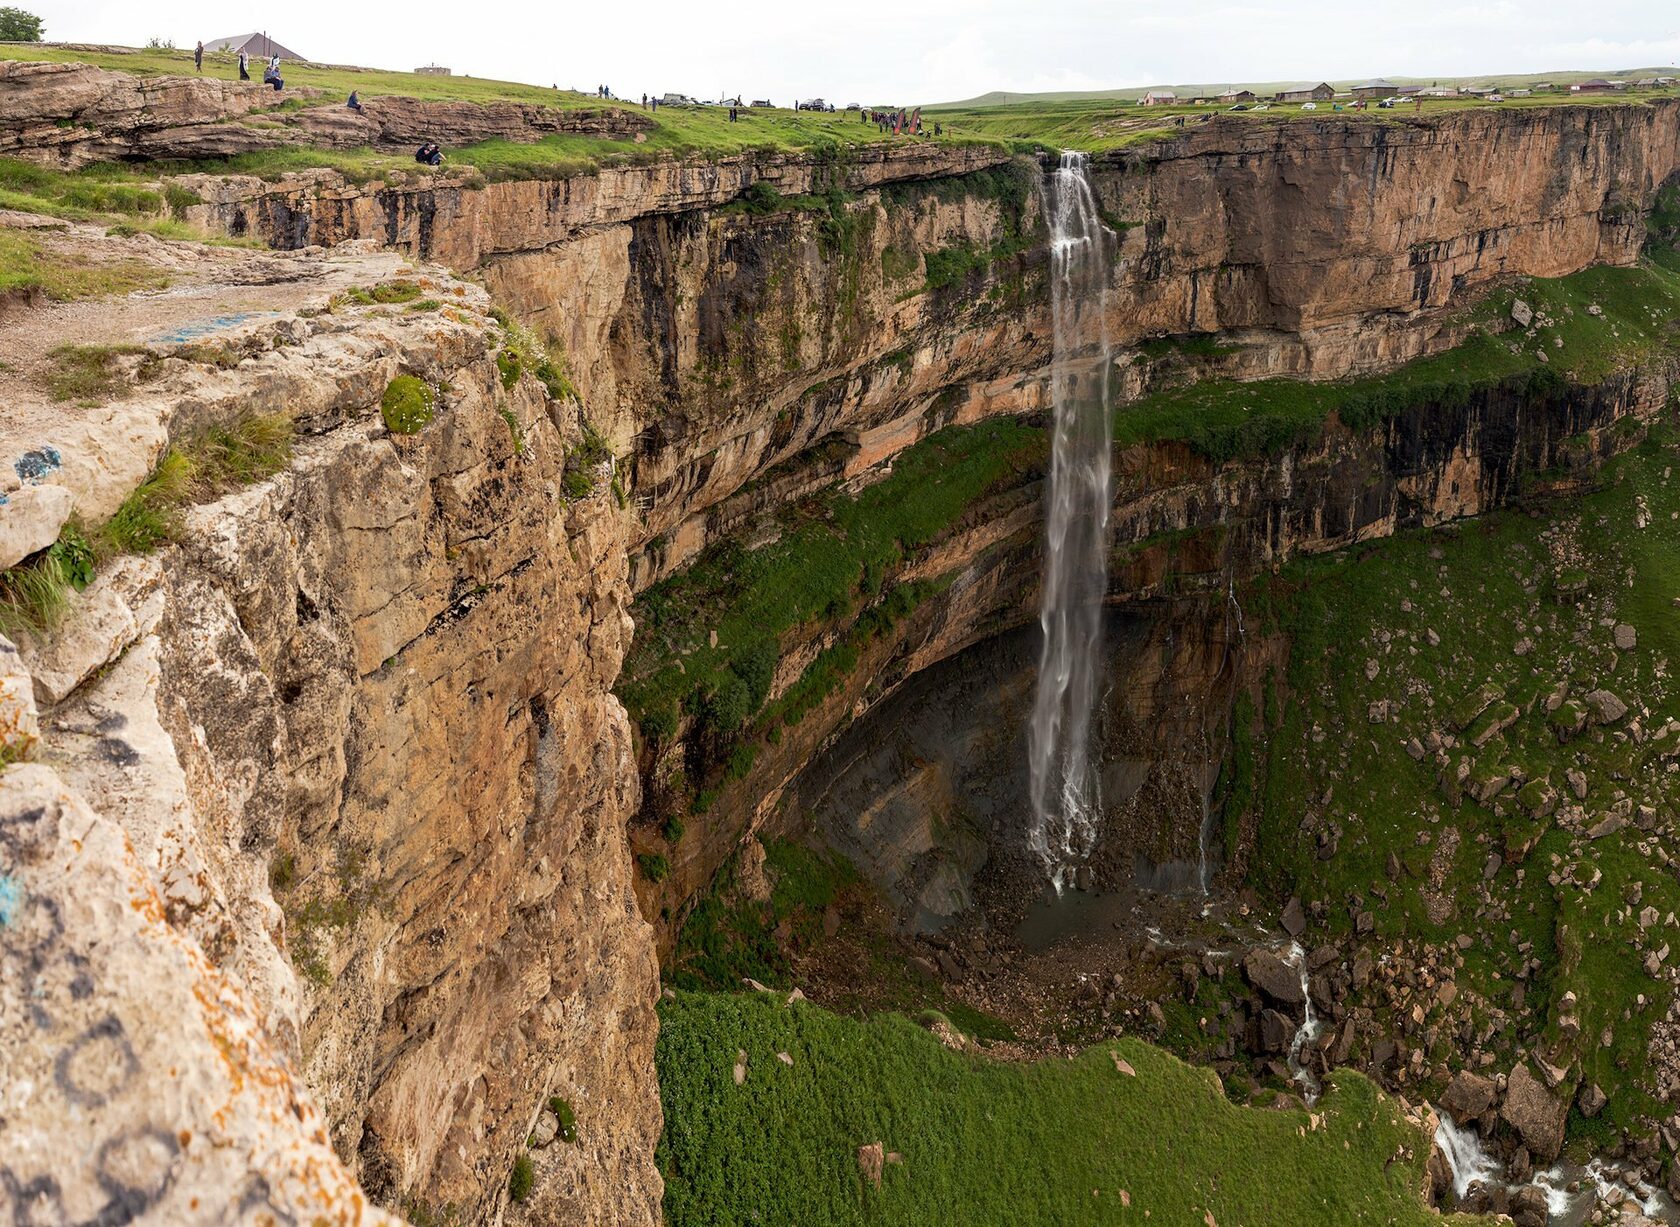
xmin=238 ymin=49 xmax=249 ymax=80
xmin=194 ymin=41 xmax=203 ymax=72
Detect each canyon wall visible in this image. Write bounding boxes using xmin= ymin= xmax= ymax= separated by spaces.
xmin=6 ymin=69 xmax=1680 ymax=1222
xmin=1 ymin=255 xmax=658 ymax=1222
xmin=160 ymin=96 xmax=1680 ymax=942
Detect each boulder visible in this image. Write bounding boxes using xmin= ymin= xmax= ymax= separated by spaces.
xmin=1500 ymin=1063 xmax=1567 ymax=1161
xmin=1577 ymin=1082 xmax=1607 ymax=1118
xmin=1259 ymin=1008 xmax=1297 ymax=1054
xmin=1431 ymin=1069 xmax=1498 ymax=1122
xmin=0 ymin=482 xmax=72 ymax=571
xmin=1243 ymin=948 xmax=1305 ymax=1006
xmin=1584 ymin=689 xmax=1629 ymax=725
xmin=1281 ymin=896 xmax=1306 ymax=937
xmin=1511 ymin=299 xmax=1534 ymax=327
xmin=857 ymin=1141 xmax=884 ymax=1188
xmin=0 ymin=764 xmax=394 ymax=1223
xmin=1614 ymin=624 xmax=1638 ymax=651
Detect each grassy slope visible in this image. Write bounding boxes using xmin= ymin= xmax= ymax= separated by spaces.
xmin=929 ymin=92 xmax=1677 ymax=155
xmin=945 ymin=68 xmax=1679 ymax=107
xmin=0 ymin=43 xmax=956 ymax=183
xmin=1119 ymin=260 xmax=1680 ymax=460
xmin=1246 ymin=426 xmax=1680 ymax=1142
xmin=620 ymin=417 xmax=1044 ymax=733
xmin=658 ymin=991 xmax=1484 ymax=1226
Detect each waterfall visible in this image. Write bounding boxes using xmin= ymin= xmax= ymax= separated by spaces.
xmin=1282 ymin=942 xmax=1323 ymax=1103
xmin=1432 ymin=1112 xmax=1501 ymax=1201
xmin=1026 ymin=152 xmax=1115 ymax=890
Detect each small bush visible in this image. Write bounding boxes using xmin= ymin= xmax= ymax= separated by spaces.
xmin=496 ymin=347 xmax=522 ymax=389
xmin=381 ymin=375 xmax=435 ymax=435
xmin=637 ymin=852 xmax=671 ymax=882
xmin=162 ymin=183 xmax=202 ymax=212
xmin=640 ymin=705 xmax=679 ymax=742
xmin=703 ymin=673 xmax=751 ymax=737
xmin=508 ymin=1155 xmax=534 ymax=1204
xmin=547 ymin=1096 xmax=578 ymax=1143
xmin=664 ymin=816 xmax=685 ymax=846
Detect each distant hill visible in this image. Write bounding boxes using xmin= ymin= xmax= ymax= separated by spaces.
xmin=936 ymin=67 xmax=1677 ymax=108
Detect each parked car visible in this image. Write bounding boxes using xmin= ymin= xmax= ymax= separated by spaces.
xmin=1301 ymin=102 xmax=1318 ymax=110
xmin=1227 ymin=103 xmax=1249 ymax=111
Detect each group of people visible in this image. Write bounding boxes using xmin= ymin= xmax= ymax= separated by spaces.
xmin=865 ymin=109 xmax=938 ymax=137
xmin=193 ymin=41 xmax=283 ymax=90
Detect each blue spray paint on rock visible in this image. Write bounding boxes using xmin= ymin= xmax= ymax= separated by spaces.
xmin=13 ymin=446 xmax=62 ymax=483
xmin=0 ymin=874 xmax=20 ymax=927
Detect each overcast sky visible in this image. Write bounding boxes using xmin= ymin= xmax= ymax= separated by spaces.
xmin=29 ymin=1 xmax=1680 ymax=105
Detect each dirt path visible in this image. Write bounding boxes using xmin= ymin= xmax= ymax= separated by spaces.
xmin=0 ymin=211 xmax=415 ymax=482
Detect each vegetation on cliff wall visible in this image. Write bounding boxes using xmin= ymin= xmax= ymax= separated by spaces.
xmin=1118 ymin=260 xmax=1680 ymax=462
xmin=620 ymin=417 xmax=1043 ymax=741
xmin=1238 ymin=427 xmax=1680 ymax=1148
xmin=657 ymin=991 xmax=1479 ymax=1226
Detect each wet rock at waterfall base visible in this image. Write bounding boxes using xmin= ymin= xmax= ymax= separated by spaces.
xmin=1438 ymin=1069 xmax=1491 ymax=1122
xmin=1500 ymin=1063 xmax=1567 ymax=1162
xmin=1259 ymin=1009 xmax=1297 ymax=1054
xmin=1243 ymin=948 xmax=1306 ymax=1006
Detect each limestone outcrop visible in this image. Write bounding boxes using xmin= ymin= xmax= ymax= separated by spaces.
xmin=0 ymin=58 xmax=648 ymax=165
xmin=0 ymin=233 xmax=660 ymax=1222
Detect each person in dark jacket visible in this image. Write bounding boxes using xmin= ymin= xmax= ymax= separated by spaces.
xmin=347 ymin=91 xmax=363 ymax=112
xmin=194 ymin=41 xmax=203 ymax=72
xmin=238 ymin=50 xmax=249 ymax=80
xmin=415 ymin=142 xmax=443 ymax=166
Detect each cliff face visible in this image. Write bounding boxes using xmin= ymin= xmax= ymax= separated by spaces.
xmin=161 ymin=99 xmax=1680 ymax=944
xmin=0 ymin=236 xmax=658 ymax=1222
xmin=6 ymin=67 xmax=1680 ymax=1222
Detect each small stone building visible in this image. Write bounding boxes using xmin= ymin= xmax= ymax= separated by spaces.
xmin=1274 ymin=82 xmax=1334 ymax=103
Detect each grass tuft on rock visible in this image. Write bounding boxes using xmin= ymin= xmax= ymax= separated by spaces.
xmin=380 ymin=375 xmax=435 ymax=435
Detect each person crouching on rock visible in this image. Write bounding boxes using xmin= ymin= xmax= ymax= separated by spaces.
xmin=414 ymin=142 xmax=443 ymax=167
xmin=347 ymin=91 xmax=364 ymax=112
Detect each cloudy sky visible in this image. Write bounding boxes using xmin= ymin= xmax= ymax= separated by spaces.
xmin=29 ymin=0 xmax=1680 ymax=105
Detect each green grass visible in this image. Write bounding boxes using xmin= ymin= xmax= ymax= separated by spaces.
xmin=1118 ymin=260 xmax=1680 ymax=461
xmin=380 ymin=375 xmax=435 ymax=434
xmin=927 ymin=90 xmax=1680 ymax=153
xmin=658 ymin=991 xmax=1485 ymax=1226
xmin=0 ymin=228 xmax=170 ymax=301
xmin=619 ymin=417 xmax=1043 ymax=736
xmin=1241 ymin=426 xmax=1680 ymax=1144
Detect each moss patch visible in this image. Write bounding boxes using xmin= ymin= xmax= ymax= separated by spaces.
xmin=380 ymin=375 xmax=435 ymax=435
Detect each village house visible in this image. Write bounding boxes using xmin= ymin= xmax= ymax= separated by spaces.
xmin=1141 ymin=90 xmax=1177 ymax=106
xmin=1274 ymin=82 xmax=1333 ymax=103
xmin=1351 ymin=80 xmax=1400 ymax=100
xmin=1573 ymin=78 xmax=1616 ymax=93
xmin=1216 ymin=89 xmax=1257 ymax=103
xmin=206 ymin=33 xmax=305 ymax=61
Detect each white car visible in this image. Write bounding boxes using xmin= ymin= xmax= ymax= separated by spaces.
xmin=1301 ymin=102 xmax=1318 ymax=110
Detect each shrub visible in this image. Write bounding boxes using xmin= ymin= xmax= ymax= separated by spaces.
xmin=730 ymin=639 xmax=779 ymax=713
xmin=496 ymin=347 xmax=522 ymax=389
xmin=637 ymin=852 xmax=671 ymax=882
xmin=547 ymin=1096 xmax=578 ymax=1143
xmin=381 ymin=376 xmax=435 ymax=435
xmin=664 ymin=816 xmax=685 ymax=846
xmin=703 ymin=673 xmax=751 ymax=737
xmin=640 ymin=705 xmax=679 ymax=742
xmin=508 ymin=1155 xmax=534 ymax=1204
